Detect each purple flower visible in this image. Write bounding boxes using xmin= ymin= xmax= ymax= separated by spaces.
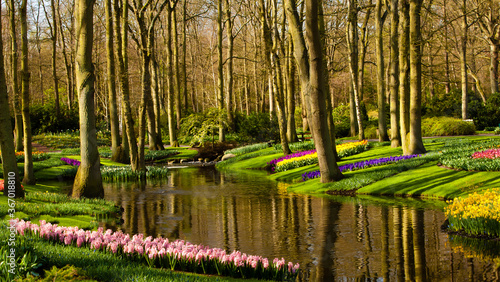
xmin=61 ymin=157 xmax=81 ymax=166
xmin=302 ymin=154 xmax=422 ymax=181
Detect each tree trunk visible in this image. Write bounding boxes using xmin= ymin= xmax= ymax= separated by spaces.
xmin=20 ymin=0 xmax=34 ymax=185
xmin=56 ymin=0 xmax=74 ymax=109
xmin=173 ymin=10 xmax=182 ymax=131
xmin=225 ymin=0 xmax=235 ymax=132
xmin=151 ymin=58 xmax=164 ymax=149
xmin=286 ymin=41 xmax=298 ymax=143
xmin=271 ymin=0 xmax=290 ymax=155
xmin=390 ymin=0 xmax=401 ymax=147
xmin=167 ymin=3 xmax=179 ymax=147
xmin=0 ymin=3 xmax=23 ymax=198
xmin=51 ymin=0 xmax=60 ymax=116
xmin=217 ymin=0 xmax=225 ymax=142
xmin=349 ymin=84 xmax=358 ymax=137
xmin=461 ymin=0 xmax=468 ymax=120
xmin=408 ymin=0 xmax=426 ymax=155
xmin=105 ymin=0 xmax=121 ymax=162
xmin=8 ymin=0 xmax=23 ymax=152
xmin=359 ymin=6 xmax=372 ymax=102
xmin=376 ymin=0 xmax=389 ymax=142
xmin=400 ymin=0 xmax=410 ymax=154
xmin=318 ymin=0 xmax=339 ymax=161
xmin=72 ymin=0 xmax=104 ymax=199
xmin=347 ymin=0 xmax=364 ymax=140
xmin=115 ymin=0 xmax=139 ymax=169
xmin=490 ymin=43 xmax=499 ymax=94
xmin=182 ymin=0 xmax=188 ymax=113
xmin=305 ymin=0 xmax=343 ymax=182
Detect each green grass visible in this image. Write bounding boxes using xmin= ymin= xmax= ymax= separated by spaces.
xmin=165 ymin=147 xmax=199 ymax=160
xmin=357 ymin=161 xmax=500 ymax=199
xmin=0 ymin=227 xmax=263 ymax=282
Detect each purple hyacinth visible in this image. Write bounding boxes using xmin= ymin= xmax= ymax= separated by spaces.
xmin=302 ymin=154 xmax=421 ymax=181
xmin=61 ymin=157 xmax=81 ymax=166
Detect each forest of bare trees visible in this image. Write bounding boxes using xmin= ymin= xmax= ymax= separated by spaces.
xmin=1 ymin=0 xmax=500 ymax=191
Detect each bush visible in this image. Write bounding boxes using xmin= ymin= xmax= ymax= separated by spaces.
xmin=30 ymin=103 xmax=79 ymax=134
xmin=469 ymin=93 xmax=500 ymax=130
xmin=234 ymin=112 xmax=280 ymax=142
xmin=421 ymin=117 xmax=476 ymax=137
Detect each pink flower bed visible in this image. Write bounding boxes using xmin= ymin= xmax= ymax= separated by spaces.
xmin=471 ymin=148 xmax=500 ymax=159
xmin=12 ymin=219 xmax=299 ymax=280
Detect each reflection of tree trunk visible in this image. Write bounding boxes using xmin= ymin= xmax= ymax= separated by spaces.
xmin=393 ymin=206 xmax=404 ymax=281
xmin=310 ymin=198 xmax=341 ymax=281
xmin=402 ymin=207 xmax=415 ymax=281
xmin=412 ymin=208 xmax=427 ymax=282
xmin=381 ymin=206 xmax=389 ymax=280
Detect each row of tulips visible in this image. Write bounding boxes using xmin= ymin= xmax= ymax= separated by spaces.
xmin=471 ymin=148 xmax=500 ymax=159
xmin=302 ymin=154 xmax=422 ymax=181
xmin=12 ymin=219 xmax=300 ymax=280
xmin=0 ymin=150 xmax=50 ymax=163
xmin=445 ymin=189 xmax=500 ymax=238
xmin=269 ymin=140 xmax=368 ymax=173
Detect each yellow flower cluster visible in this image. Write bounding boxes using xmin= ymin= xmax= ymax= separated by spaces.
xmin=14 ymin=151 xmax=44 ymax=156
xmin=276 ymin=140 xmax=368 ymax=168
xmin=445 ymin=189 xmax=500 ymax=221
xmin=336 ymin=139 xmax=368 ymax=152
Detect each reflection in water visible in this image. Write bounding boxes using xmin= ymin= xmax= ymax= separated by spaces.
xmin=102 ymin=167 xmax=500 ymax=281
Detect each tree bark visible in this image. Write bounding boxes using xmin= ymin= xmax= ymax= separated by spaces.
xmin=105 ymin=0 xmax=121 ymax=162
xmin=347 ymin=0 xmax=364 ymax=140
xmin=72 ymin=0 xmax=104 ymax=199
xmin=50 ymin=0 xmax=60 ymax=116
xmin=167 ymin=2 xmax=179 ymax=146
xmin=460 ymin=0 xmax=468 ymax=120
xmin=56 ymin=0 xmax=74 ymax=109
xmin=376 ymin=0 xmax=389 ymax=141
xmin=490 ymin=43 xmax=499 ymax=94
xmin=305 ymin=0 xmax=343 ymax=182
xmin=225 ymin=0 xmax=235 ymax=132
xmin=8 ymin=0 xmax=23 ymax=152
xmin=20 ymin=0 xmax=34 ymax=185
xmin=286 ymin=41 xmax=298 ymax=143
xmin=0 ymin=2 xmax=23 ymax=198
xmin=115 ymin=0 xmax=139 ymax=169
xmin=217 ymin=0 xmax=225 ymax=142
xmin=271 ymin=0 xmax=291 ymax=155
xmin=400 ymin=0 xmax=410 ymax=154
xmin=408 ymin=0 xmax=426 ymax=155
xmin=173 ymin=10 xmax=182 ymax=131
xmin=390 ymin=0 xmax=401 ymax=147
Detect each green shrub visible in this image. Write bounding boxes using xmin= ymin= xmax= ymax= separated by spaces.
xmin=421 ymin=117 xmax=476 ymax=137
xmin=30 ymin=103 xmax=79 ymax=134
xmin=100 ymin=166 xmax=169 ymax=181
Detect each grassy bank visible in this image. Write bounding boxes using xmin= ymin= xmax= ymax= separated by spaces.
xmin=217 ymin=136 xmax=500 ymax=199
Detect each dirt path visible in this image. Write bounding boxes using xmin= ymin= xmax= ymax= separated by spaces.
xmin=32 ymin=143 xmax=61 ymax=153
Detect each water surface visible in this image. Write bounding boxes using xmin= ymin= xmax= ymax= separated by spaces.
xmin=102 ymin=166 xmax=500 ymax=281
